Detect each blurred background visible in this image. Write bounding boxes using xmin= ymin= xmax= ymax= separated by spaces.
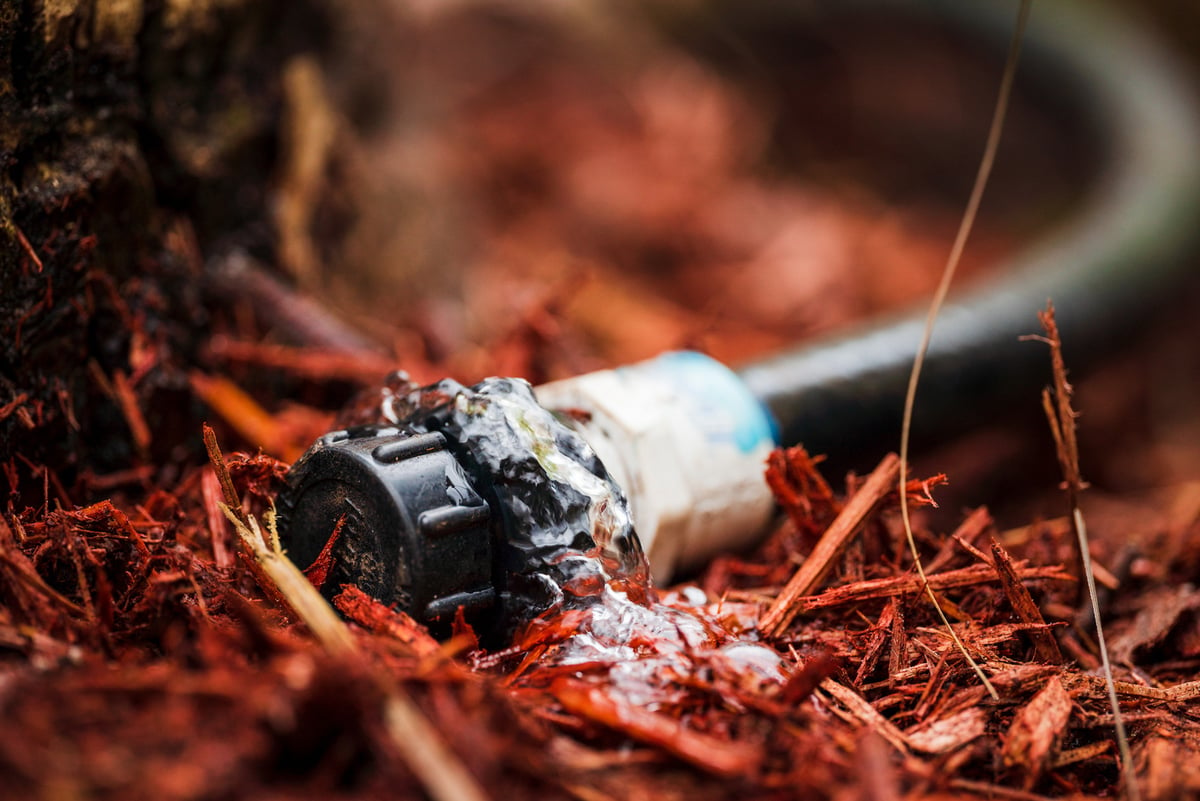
xmin=273 ymin=1 xmax=1080 ymax=375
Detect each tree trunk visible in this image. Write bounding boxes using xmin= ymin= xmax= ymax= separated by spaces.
xmin=0 ymin=0 xmax=316 ymax=502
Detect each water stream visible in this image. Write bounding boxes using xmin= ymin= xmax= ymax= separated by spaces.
xmin=381 ymin=373 xmax=789 ymax=703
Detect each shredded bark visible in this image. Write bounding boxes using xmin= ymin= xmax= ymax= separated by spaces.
xmin=3 ymin=7 xmax=1200 ymax=798
xmin=761 ymin=453 xmax=901 ymax=636
xmin=3 ymin=394 xmax=1200 ymax=800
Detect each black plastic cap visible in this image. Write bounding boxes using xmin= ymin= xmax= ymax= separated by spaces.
xmin=276 ymin=426 xmax=497 ymax=626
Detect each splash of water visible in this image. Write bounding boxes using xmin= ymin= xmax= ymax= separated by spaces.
xmin=382 ymin=373 xmax=788 ymax=702
xmin=383 ymin=375 xmax=651 ymax=619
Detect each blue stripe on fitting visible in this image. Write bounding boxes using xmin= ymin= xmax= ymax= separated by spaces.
xmin=631 ymin=351 xmax=781 ymax=453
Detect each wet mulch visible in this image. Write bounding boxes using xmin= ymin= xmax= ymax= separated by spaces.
xmin=3 ymin=402 xmax=1199 ymax=800
xmin=4 ymin=7 xmax=1200 ymax=796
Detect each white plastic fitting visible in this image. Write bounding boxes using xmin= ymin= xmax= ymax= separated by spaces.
xmin=535 ymin=351 xmax=780 ymax=583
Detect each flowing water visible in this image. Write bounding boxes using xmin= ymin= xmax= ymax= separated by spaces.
xmin=381 ymin=373 xmax=789 ymax=705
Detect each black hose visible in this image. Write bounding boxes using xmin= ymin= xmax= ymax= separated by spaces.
xmin=735 ymin=1 xmax=1200 ymax=460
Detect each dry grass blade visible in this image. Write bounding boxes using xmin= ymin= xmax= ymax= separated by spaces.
xmin=217 ymin=502 xmax=491 ymax=801
xmin=203 ymin=422 xmax=246 ymax=526
xmin=1031 ymin=304 xmax=1139 ymax=801
xmin=896 ymin=0 xmax=1032 ymax=702
xmin=205 ymin=430 xmax=490 ymax=801
xmin=219 ymin=504 xmax=355 ymax=655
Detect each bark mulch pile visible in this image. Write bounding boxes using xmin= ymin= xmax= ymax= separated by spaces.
xmin=3 ymin=340 xmax=1199 ymax=799
xmin=4 ymin=5 xmax=1200 ymax=798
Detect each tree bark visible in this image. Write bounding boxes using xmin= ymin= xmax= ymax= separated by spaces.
xmin=0 ymin=0 xmax=315 ymax=502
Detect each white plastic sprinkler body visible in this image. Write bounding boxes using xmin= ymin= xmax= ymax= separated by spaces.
xmin=535 ymin=351 xmax=780 ymax=583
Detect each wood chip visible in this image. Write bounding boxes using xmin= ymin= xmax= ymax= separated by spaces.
xmin=761 ymin=453 xmax=901 ymax=636
xmin=1143 ymin=735 xmax=1200 ymax=801
xmin=818 ymin=679 xmax=909 ymax=755
xmin=905 ymin=707 xmax=988 ymax=754
xmin=552 ymin=680 xmax=761 ymax=778
xmin=786 ymin=562 xmax=1072 ymax=615
xmin=990 ymin=539 xmax=1064 ymax=664
xmin=1002 ymin=675 xmax=1072 ymax=788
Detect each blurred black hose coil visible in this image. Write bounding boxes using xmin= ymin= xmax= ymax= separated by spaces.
xmin=736 ymin=0 xmax=1200 ymax=457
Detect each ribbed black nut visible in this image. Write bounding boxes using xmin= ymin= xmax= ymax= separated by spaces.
xmin=275 ymin=425 xmax=496 ymax=627
xmin=371 ymin=432 xmax=445 ymax=464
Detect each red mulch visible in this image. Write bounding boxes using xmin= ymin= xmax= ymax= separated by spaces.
xmin=4 ymin=7 xmax=1200 ymax=798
